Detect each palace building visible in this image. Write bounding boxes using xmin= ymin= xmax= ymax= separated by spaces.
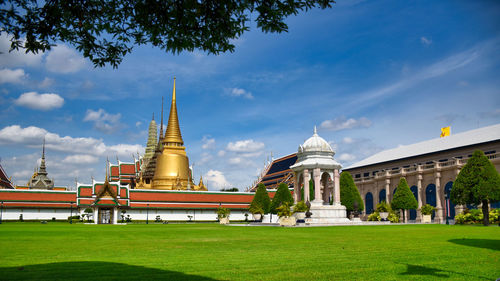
xmin=343 ymin=123 xmax=500 ymax=222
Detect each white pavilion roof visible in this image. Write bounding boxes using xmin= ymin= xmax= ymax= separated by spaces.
xmin=345 ymin=123 xmax=500 ymax=170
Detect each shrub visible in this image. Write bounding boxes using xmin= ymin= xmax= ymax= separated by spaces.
xmin=276 ymin=202 xmax=292 ymax=218
xmin=270 ymin=183 xmax=294 ymax=214
xmin=388 ymin=212 xmax=400 ymax=223
xmin=19 ymin=214 xmax=23 ymax=222
xmin=454 ymin=209 xmax=497 ymax=224
xmin=367 ymin=212 xmax=381 ymax=221
xmin=155 ymin=215 xmax=162 ymax=223
xmin=250 ymin=183 xmax=271 ymax=214
xmin=420 ymin=204 xmax=435 ymax=215
xmin=376 ymin=201 xmax=391 ymax=212
xmin=216 ymin=207 xmax=230 ymax=218
xmin=293 ymin=201 xmax=308 ymax=213
xmin=340 ymin=172 xmax=364 ymax=216
xmin=489 ymin=209 xmax=500 ymax=224
xmin=249 ymin=205 xmax=264 ymax=215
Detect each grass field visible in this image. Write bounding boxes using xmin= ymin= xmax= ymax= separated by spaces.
xmin=0 ymin=223 xmax=499 ymax=280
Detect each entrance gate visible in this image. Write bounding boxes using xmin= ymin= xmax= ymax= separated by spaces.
xmin=98 ymin=208 xmax=113 ymax=224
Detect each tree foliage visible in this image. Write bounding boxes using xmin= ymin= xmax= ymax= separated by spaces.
xmin=270 ymin=182 xmax=294 ymax=213
xmin=339 ymin=171 xmax=364 ymax=214
xmin=391 ymin=177 xmax=418 ymax=211
xmin=250 ymin=183 xmax=271 ymax=214
xmin=451 ymin=150 xmax=500 ymax=226
xmin=0 ymin=0 xmax=335 ymax=68
xmin=391 ymin=177 xmax=418 ymax=222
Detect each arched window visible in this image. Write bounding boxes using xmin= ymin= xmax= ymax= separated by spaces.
xmin=444 ymin=181 xmax=455 ymax=219
xmin=426 ymin=184 xmax=437 ymax=219
xmin=410 ymin=186 xmax=418 ymax=220
xmin=365 ymin=192 xmax=374 ymax=214
xmin=379 ymin=189 xmax=386 ymax=204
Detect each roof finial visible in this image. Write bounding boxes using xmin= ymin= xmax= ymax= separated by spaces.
xmin=105 ymin=157 xmax=109 ymax=181
xmin=152 ymin=112 xmax=154 ymax=120
xmin=314 ymin=126 xmax=317 ymax=135
xmin=164 ymin=77 xmax=183 ymax=145
xmin=159 ymin=96 xmax=164 ymax=139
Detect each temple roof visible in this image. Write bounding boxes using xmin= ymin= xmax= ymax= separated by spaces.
xmin=0 ymin=163 xmax=14 ymax=189
xmin=345 ymin=123 xmax=500 ymax=170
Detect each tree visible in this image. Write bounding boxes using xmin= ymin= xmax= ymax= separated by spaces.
xmin=451 ymin=150 xmax=500 ymax=226
xmin=391 ymin=177 xmax=418 ymax=223
xmin=220 ymin=187 xmax=239 ymax=192
xmin=299 ymin=179 xmax=315 ymax=202
xmin=0 ymin=0 xmax=335 ymax=68
xmin=250 ymin=183 xmax=271 ymax=214
xmin=339 ymin=172 xmax=364 ymax=217
xmin=270 ymin=182 xmax=294 ymax=214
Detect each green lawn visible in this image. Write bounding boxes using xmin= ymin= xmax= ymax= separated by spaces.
xmin=0 ymin=223 xmax=498 ymax=280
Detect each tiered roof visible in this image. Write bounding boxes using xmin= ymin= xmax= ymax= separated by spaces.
xmin=0 ymin=163 xmax=14 ymax=189
xmin=253 ymin=153 xmax=297 ymax=191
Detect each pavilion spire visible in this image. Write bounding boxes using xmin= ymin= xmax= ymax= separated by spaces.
xmin=38 ymin=138 xmax=48 ymax=176
xmin=163 ymin=77 xmax=183 ymax=145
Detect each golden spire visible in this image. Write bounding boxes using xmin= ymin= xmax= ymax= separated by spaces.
xmin=159 ymin=96 xmax=164 ymax=140
xmin=164 ymin=77 xmax=184 ymax=145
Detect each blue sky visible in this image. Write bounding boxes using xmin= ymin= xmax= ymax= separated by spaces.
xmin=1 ymin=0 xmax=499 ymax=190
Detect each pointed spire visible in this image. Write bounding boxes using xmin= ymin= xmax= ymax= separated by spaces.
xmin=159 ymin=96 xmax=164 ymax=140
xmin=164 ymin=77 xmax=184 ymax=145
xmin=314 ymin=125 xmax=317 ymax=135
xmin=38 ymin=138 xmax=48 ymax=176
xmin=105 ymin=157 xmax=109 ymax=182
xmin=152 ymin=112 xmax=154 ymax=120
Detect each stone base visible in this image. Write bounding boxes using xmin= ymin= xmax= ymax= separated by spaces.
xmin=305 ymin=203 xmax=350 ymax=224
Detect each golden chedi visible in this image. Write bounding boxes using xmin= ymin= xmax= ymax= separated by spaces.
xmin=152 ymin=78 xmax=194 ymax=190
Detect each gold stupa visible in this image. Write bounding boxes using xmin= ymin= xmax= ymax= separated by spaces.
xmin=151 ymin=78 xmax=194 ymax=190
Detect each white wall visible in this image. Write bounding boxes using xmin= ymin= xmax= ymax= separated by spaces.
xmin=1 ymin=208 xmax=73 ymax=220
xmin=1 ymin=208 xmax=253 ymax=222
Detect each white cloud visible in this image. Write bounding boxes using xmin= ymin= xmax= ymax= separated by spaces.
xmin=337 ymin=153 xmax=356 ymax=162
xmin=0 ymin=33 xmax=43 ymax=67
xmin=14 ymin=91 xmax=64 ymax=111
xmin=0 ymin=125 xmax=143 ymax=157
xmin=229 ymin=157 xmax=243 ymax=164
xmin=229 ymin=88 xmax=254 ymax=99
xmin=347 ymin=39 xmax=496 ymax=109
xmin=83 ymin=108 xmax=122 ymax=133
xmin=202 ymin=135 xmax=216 ymax=150
xmin=62 ymin=154 xmax=98 ymax=164
xmin=0 ymin=68 xmax=26 ymax=84
xmin=197 ymin=152 xmax=213 ymax=165
xmin=204 ymin=169 xmax=231 ymax=189
xmin=226 ymin=139 xmax=265 ymax=153
xmin=217 ymin=150 xmax=226 ymax=157
xmin=39 ymin=77 xmax=54 ymax=88
xmin=135 ymin=121 xmax=142 ymax=127
xmin=45 ymin=45 xmax=85 ymax=73
xmin=342 ymin=137 xmax=354 ymax=144
xmin=320 ymin=117 xmax=371 ymax=131
xmin=420 ymin=36 xmax=432 ymax=46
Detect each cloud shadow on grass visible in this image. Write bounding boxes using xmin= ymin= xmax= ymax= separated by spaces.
xmin=448 ymin=238 xmax=500 ymax=251
xmin=0 ymin=261 xmax=219 ymax=281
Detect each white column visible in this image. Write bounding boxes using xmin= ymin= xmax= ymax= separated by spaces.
xmin=113 ymin=208 xmax=118 ymax=224
xmin=435 ymin=171 xmax=443 ymax=223
xmin=313 ymin=168 xmax=323 ymax=204
xmin=334 ymin=169 xmax=340 ymax=205
xmin=417 ymin=173 xmax=423 ymax=222
xmin=385 ymin=176 xmax=390 ymax=203
xmin=304 ymin=169 xmax=310 ymax=203
xmin=93 ymin=207 xmax=98 ymax=224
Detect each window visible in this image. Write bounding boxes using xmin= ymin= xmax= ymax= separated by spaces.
xmin=363 ymin=172 xmax=369 ymax=177
xmin=355 ymin=174 xmax=361 ymax=179
xmin=372 ymin=170 xmax=378 ymax=175
xmin=403 ymin=165 xmax=410 ymax=168
xmin=485 ymin=150 xmax=496 ymax=155
xmin=439 ymin=159 xmax=448 ymax=162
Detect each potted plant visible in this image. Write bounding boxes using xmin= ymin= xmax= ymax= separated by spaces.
xmin=249 ymin=205 xmax=264 ymax=221
xmin=216 ymin=207 xmax=230 ymax=224
xmin=293 ymin=201 xmax=308 ymax=220
xmin=420 ymin=204 xmax=435 ymax=223
xmin=277 ymin=202 xmax=296 ymax=226
xmin=376 ymin=201 xmax=390 ymax=221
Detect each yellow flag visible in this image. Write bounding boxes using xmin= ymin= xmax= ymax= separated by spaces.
xmin=440 ymin=126 xmax=450 ymax=138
